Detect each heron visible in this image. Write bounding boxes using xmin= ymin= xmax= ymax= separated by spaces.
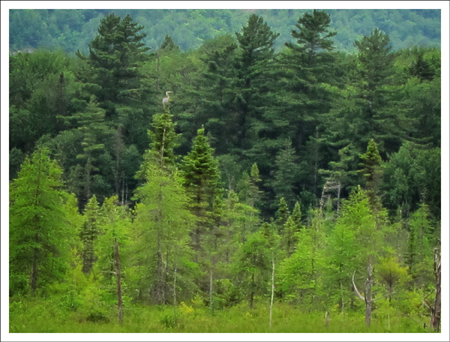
xmin=162 ymin=91 xmax=173 ymax=110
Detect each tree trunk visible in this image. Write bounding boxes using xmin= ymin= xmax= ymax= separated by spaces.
xmin=340 ymin=278 xmax=345 ymax=320
xmin=336 ymin=181 xmax=341 ymax=214
xmin=269 ymin=252 xmax=275 ymax=328
xmin=114 ymin=238 xmax=123 ymax=325
xmin=431 ymin=249 xmax=441 ymax=331
xmin=365 ymin=264 xmax=373 ymax=327
xmin=173 ymin=263 xmax=177 ymax=322
xmin=209 ymin=268 xmax=214 ymax=316
xmin=250 ymin=273 xmax=254 ymax=309
xmin=352 ymin=264 xmax=373 ymax=327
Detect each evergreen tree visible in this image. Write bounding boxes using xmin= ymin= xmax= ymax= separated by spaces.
xmin=69 ymin=96 xmax=110 ymax=205
xmin=405 ymin=204 xmax=434 ymax=288
xmin=234 ymin=14 xmax=279 ymax=158
xmin=358 ymin=139 xmax=384 ymax=209
xmin=182 ymin=126 xmax=220 ymax=255
xmin=270 ymin=141 xmax=299 ymax=210
xmin=192 ymin=35 xmax=238 ymax=155
xmin=133 ymin=111 xmax=194 ymax=305
xmin=76 ymin=14 xmax=150 ymax=118
xmin=9 ymin=147 xmax=74 ymax=295
xmin=233 ymin=229 xmax=271 ymax=309
xmin=273 ymin=9 xmax=337 ymax=167
xmin=275 ymin=197 xmax=290 ymax=233
xmin=282 ymin=202 xmax=303 ymax=256
xmin=80 ymin=195 xmax=101 ymax=275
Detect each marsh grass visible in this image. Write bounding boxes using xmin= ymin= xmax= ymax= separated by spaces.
xmin=9 ymin=297 xmax=434 ymax=333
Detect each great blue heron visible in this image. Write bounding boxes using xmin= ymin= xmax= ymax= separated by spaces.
xmin=162 ymin=91 xmax=173 ymax=110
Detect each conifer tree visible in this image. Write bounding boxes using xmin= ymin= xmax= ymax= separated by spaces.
xmin=70 ymin=96 xmax=110 ymax=204
xmin=233 ymin=229 xmax=271 ymax=309
xmin=358 ymin=139 xmax=384 ymax=209
xmin=405 ymin=203 xmax=434 ymax=288
xmin=76 ymin=13 xmax=150 ymax=120
xmin=270 ymin=141 xmax=299 ymax=210
xmin=9 ymin=147 xmax=73 ymax=295
xmin=182 ymin=126 xmax=220 ymax=255
xmin=275 ymin=197 xmax=290 ymax=234
xmin=234 ymin=14 xmax=279 ymax=155
xmin=81 ymin=195 xmax=101 ymax=275
xmin=275 ymin=10 xmax=337 ymax=153
xmin=133 ymin=111 xmax=193 ymax=305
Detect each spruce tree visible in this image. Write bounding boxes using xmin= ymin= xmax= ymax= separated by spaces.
xmin=182 ymin=126 xmax=220 ymax=255
xmin=358 ymin=139 xmax=384 ymax=209
xmin=80 ymin=195 xmax=101 ymax=275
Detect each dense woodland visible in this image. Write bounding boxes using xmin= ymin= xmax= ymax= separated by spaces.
xmin=9 ymin=9 xmax=441 ymax=53
xmin=9 ymin=10 xmax=441 ymax=333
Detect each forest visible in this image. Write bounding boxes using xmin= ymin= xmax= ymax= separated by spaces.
xmin=8 ymin=9 xmax=441 ymax=334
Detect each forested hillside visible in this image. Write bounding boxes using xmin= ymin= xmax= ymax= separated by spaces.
xmin=9 ymin=9 xmax=441 ymax=53
xmin=9 ymin=10 xmax=441 ymax=334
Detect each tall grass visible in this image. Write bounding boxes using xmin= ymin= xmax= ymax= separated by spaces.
xmin=9 ymin=297 xmax=434 ymax=333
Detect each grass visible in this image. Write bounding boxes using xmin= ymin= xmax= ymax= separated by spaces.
xmin=9 ymin=297 xmax=435 ymax=333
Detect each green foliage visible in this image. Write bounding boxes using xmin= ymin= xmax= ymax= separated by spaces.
xmin=8 ymin=10 xmax=441 ymax=332
xmin=9 ymin=147 xmax=75 ymax=295
xmin=358 ymin=139 xmax=384 ymax=207
xmin=232 ymin=230 xmax=271 ymax=309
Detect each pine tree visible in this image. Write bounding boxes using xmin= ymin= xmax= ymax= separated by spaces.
xmin=234 ymin=14 xmax=279 ymax=156
xmin=191 ymin=35 xmax=238 ymax=155
xmin=354 ymin=29 xmax=402 ymax=155
xmin=9 ymin=147 xmax=73 ymax=295
xmin=70 ymin=96 xmax=111 ymax=205
xmin=275 ymin=10 xmax=337 ymax=156
xmin=76 ymin=13 xmax=150 ymax=120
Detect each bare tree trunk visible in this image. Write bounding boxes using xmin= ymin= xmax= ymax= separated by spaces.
xmin=352 ymin=264 xmax=373 ymax=327
xmin=173 ymin=263 xmax=177 ymax=322
xmin=114 ymin=238 xmax=123 ymax=325
xmin=336 ymin=181 xmax=341 ymax=214
xmin=431 ymin=248 xmax=441 ymax=331
xmin=269 ymin=252 xmax=275 ymax=328
xmin=250 ymin=273 xmax=254 ymax=309
xmin=365 ymin=264 xmax=373 ymax=327
xmin=209 ymin=268 xmax=214 ymax=316
xmin=121 ymin=175 xmax=125 ymax=206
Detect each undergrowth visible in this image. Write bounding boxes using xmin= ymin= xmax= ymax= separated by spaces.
xmin=9 ymin=297 xmax=435 ymax=333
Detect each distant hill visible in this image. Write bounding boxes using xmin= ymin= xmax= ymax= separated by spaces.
xmin=9 ymin=9 xmax=441 ymax=53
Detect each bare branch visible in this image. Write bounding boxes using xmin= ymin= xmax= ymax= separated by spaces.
xmin=352 ymin=271 xmax=365 ymax=302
